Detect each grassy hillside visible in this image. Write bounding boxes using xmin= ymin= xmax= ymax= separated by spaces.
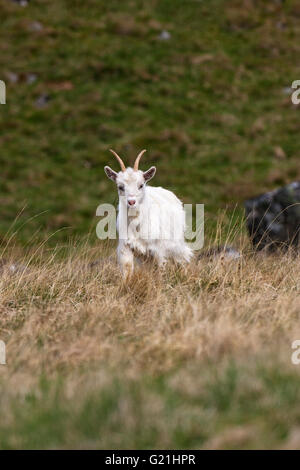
xmin=1 ymin=0 xmax=300 ymax=243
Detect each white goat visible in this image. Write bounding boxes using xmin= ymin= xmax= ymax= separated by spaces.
xmin=104 ymin=149 xmax=193 ymax=276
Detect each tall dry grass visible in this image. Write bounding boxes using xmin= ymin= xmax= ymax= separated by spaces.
xmin=0 ymin=219 xmax=300 ymax=448
xmin=0 ymin=234 xmax=299 ymax=385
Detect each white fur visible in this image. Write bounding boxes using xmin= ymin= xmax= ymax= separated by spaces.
xmin=105 ymin=166 xmax=193 ymax=276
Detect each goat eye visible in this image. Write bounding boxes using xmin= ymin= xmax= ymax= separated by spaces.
xmin=118 ymin=185 xmax=124 ymax=191
xmin=138 ymin=184 xmax=144 ymax=190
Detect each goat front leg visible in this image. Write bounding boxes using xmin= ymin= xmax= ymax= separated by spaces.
xmin=118 ymin=242 xmax=134 ymax=278
xmin=154 ymin=253 xmax=167 ymax=269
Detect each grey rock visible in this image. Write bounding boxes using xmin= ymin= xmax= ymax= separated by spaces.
xmin=88 ymin=256 xmax=115 ymax=269
xmin=35 ymin=94 xmax=50 ymax=108
xmin=198 ymin=246 xmax=242 ymax=260
xmin=245 ymin=181 xmax=300 ymax=251
xmin=8 ymin=262 xmax=26 ymax=274
xmin=0 ymin=259 xmax=27 ymax=275
xmin=158 ymin=30 xmax=171 ymax=41
xmin=29 ymin=21 xmax=43 ymax=32
xmin=27 ymin=73 xmax=38 ymax=84
xmin=10 ymin=0 xmax=28 ymax=5
xmin=6 ymin=72 xmax=18 ymax=84
xmin=6 ymin=72 xmax=38 ymax=85
xmin=282 ymin=87 xmax=292 ymax=95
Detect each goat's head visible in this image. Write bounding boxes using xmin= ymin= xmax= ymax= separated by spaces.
xmin=104 ymin=149 xmax=156 ymax=209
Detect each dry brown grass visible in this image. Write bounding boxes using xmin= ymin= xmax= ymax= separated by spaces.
xmin=0 ymin=230 xmax=300 ymax=448
xmin=0 ymin=237 xmax=300 ymax=384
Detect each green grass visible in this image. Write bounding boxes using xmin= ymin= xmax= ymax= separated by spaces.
xmin=1 ymin=0 xmax=299 ymax=243
xmin=1 ymin=360 xmax=299 ymax=449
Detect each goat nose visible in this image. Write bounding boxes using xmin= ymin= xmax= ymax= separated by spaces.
xmin=128 ymin=199 xmax=136 ymax=206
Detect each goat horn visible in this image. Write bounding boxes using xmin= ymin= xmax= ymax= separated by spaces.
xmin=109 ymin=149 xmax=126 ymax=172
xmin=133 ymin=149 xmax=147 ymax=171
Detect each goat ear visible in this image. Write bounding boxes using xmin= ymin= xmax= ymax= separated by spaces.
xmin=104 ymin=166 xmax=118 ymax=182
xmin=143 ymin=166 xmax=156 ymax=182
